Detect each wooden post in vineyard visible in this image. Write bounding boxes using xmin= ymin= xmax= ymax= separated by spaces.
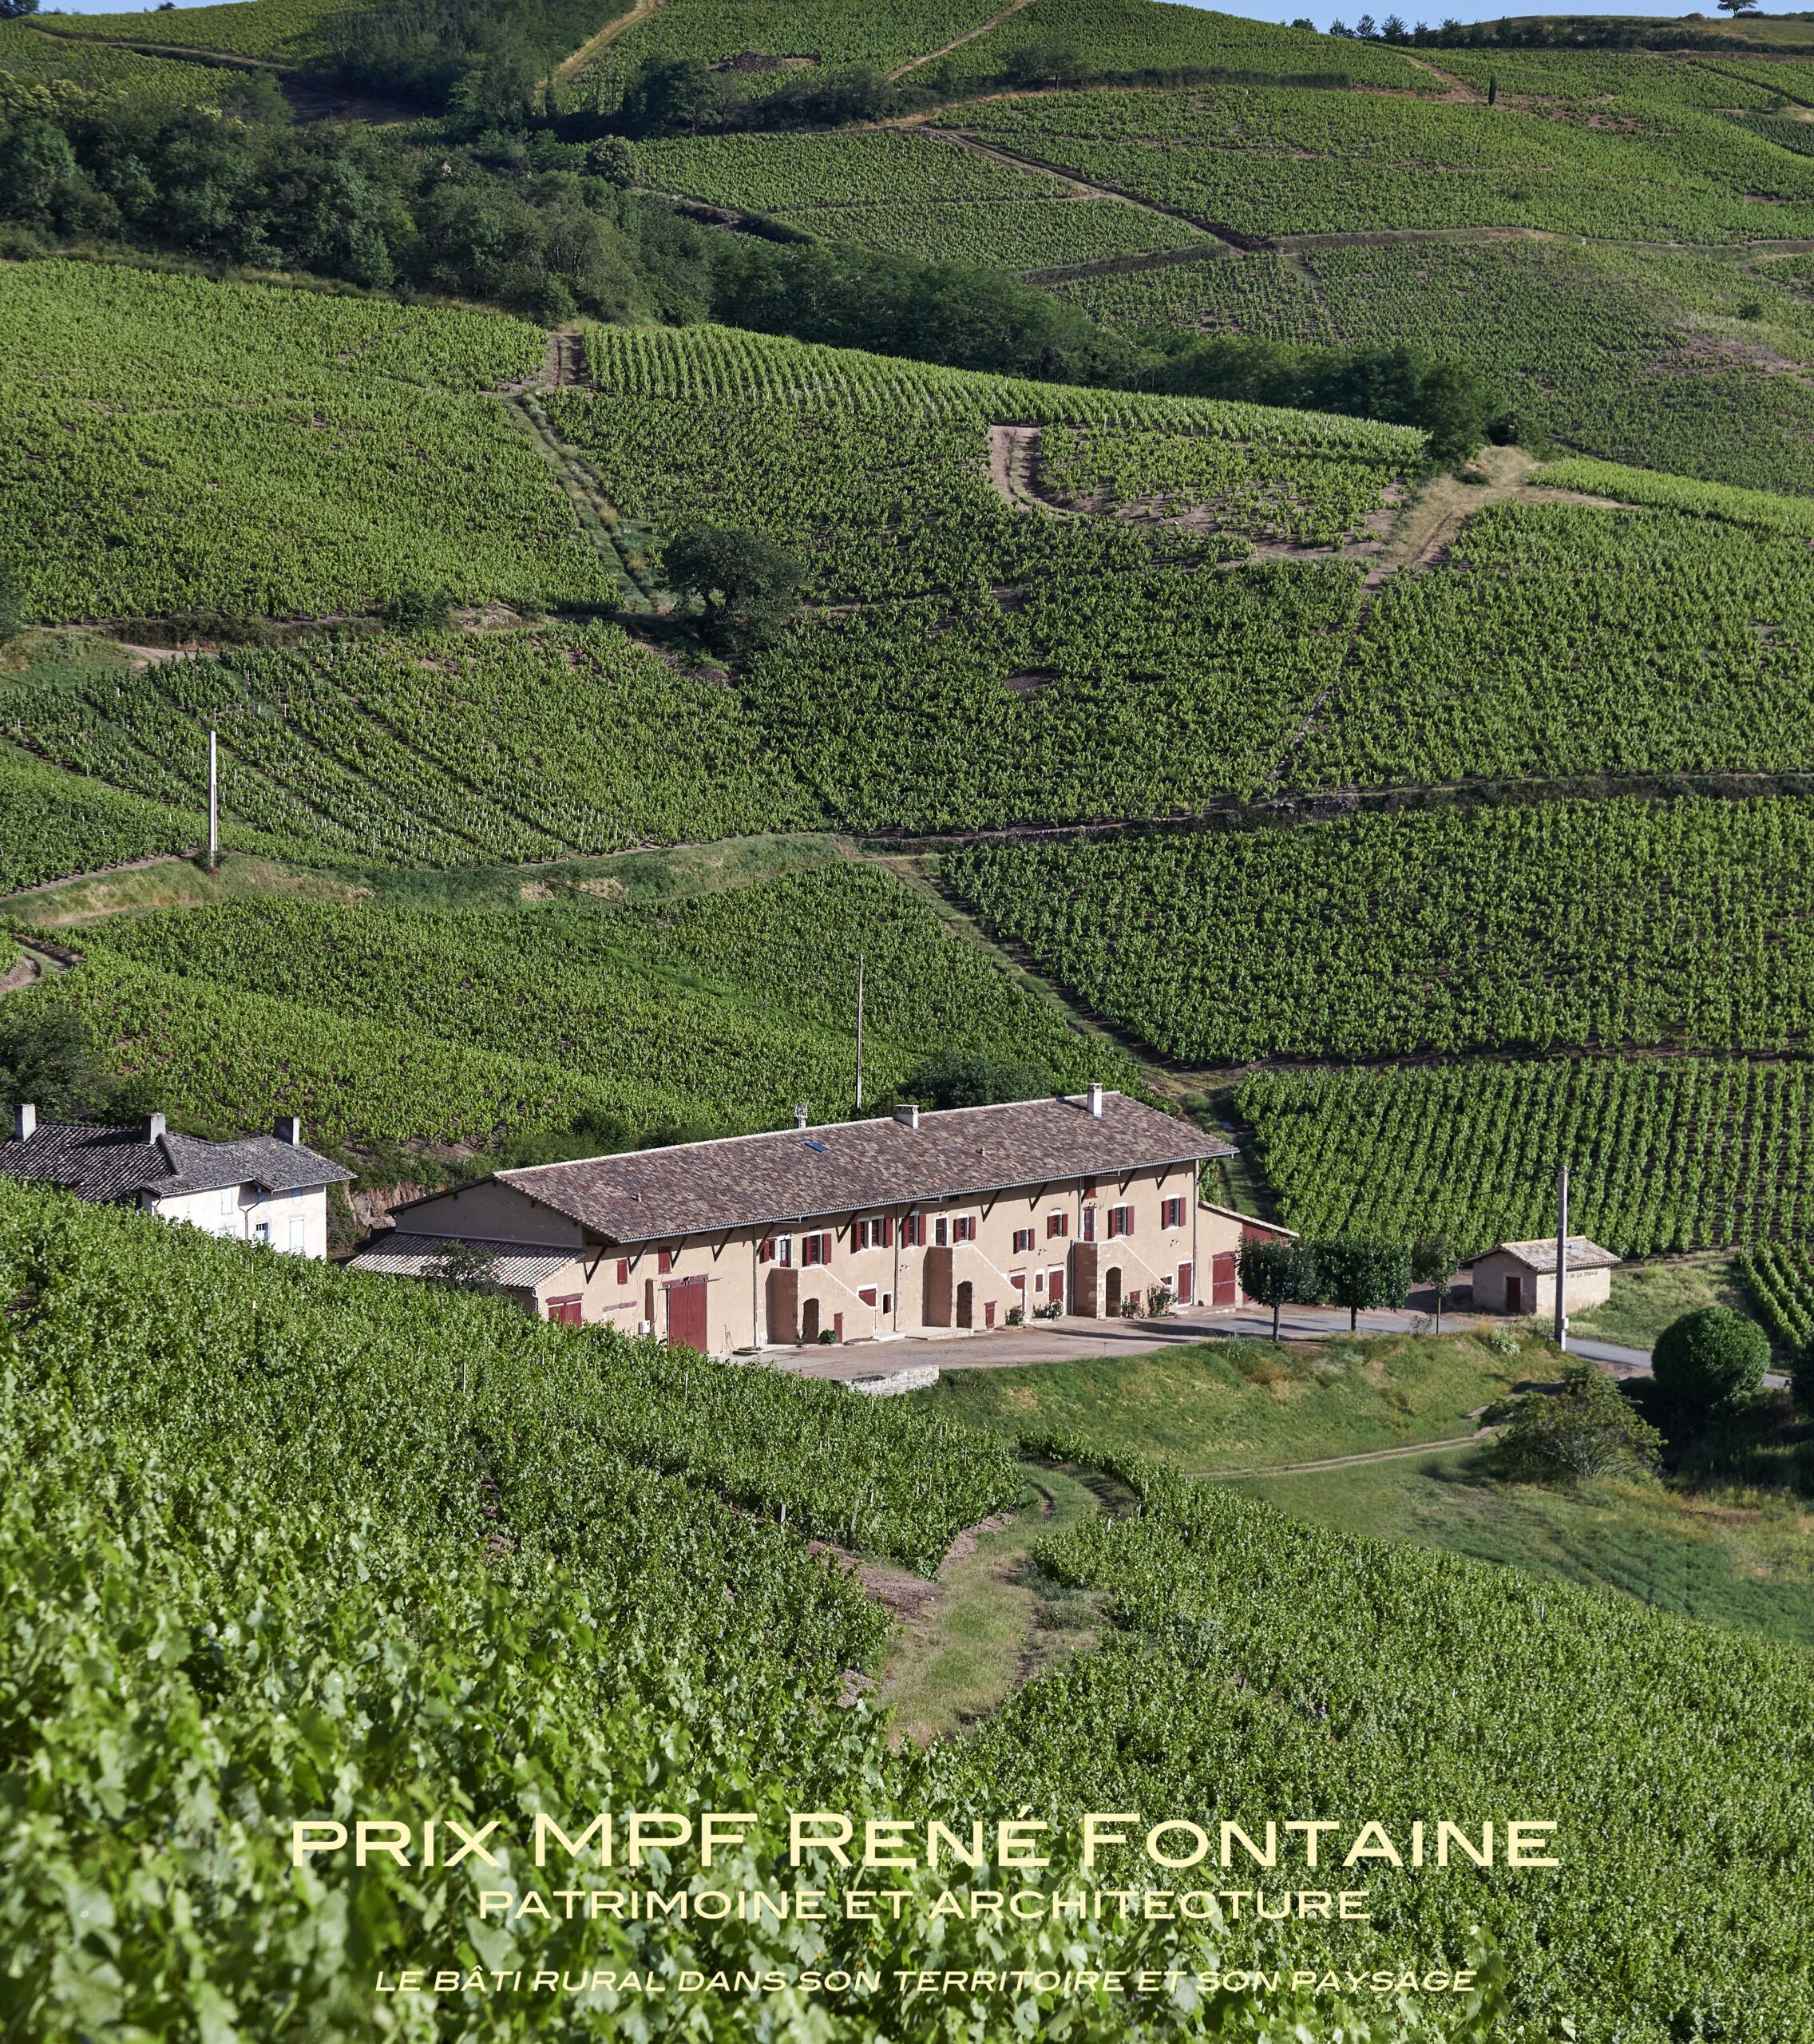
xmin=1555 ymin=1162 xmax=1569 ymax=1353
xmin=206 ymin=727 xmax=218 ymax=873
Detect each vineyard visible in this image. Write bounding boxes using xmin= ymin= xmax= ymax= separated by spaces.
xmin=1293 ymin=498 xmax=1814 ymax=793
xmin=0 ymin=625 xmax=820 ymax=866
xmin=9 ymin=1182 xmax=1812 ymax=2038
xmin=956 ymin=1455 xmax=1814 ymax=2044
xmin=2 ymin=262 xmax=600 ymax=623
xmin=939 ymin=81 xmax=1814 ymax=240
xmin=777 ymin=195 xmax=1210 ymax=267
xmin=0 ymin=19 xmax=238 ymax=100
xmin=0 ymin=746 xmax=198 ymax=893
xmin=1237 ymin=1054 xmax=1814 ymax=1255
xmin=9 ymin=862 xmax=1127 ymax=1146
xmin=1056 ymin=236 xmax=1814 ymax=497
xmin=1737 ymin=1239 xmax=1814 ymax=1349
xmin=38 ymin=0 xmax=348 ymax=59
xmin=942 ymin=797 xmax=1814 ymax=1064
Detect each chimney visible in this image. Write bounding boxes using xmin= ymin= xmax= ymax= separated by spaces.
xmin=1086 ymin=1083 xmax=1104 ymax=1119
xmin=13 ymin=1103 xmax=34 ymax=1143
xmin=894 ymin=1102 xmax=920 ymax=1131
xmin=143 ymin=1111 xmax=166 ymax=1143
xmin=794 ymin=1103 xmax=810 ymax=1131
xmin=273 ymin=1115 xmax=302 ymax=1146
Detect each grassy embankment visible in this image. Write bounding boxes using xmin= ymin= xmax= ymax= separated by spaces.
xmin=921 ymin=1329 xmax=1814 ymax=1650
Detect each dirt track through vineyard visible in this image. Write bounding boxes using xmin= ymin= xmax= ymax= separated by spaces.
xmin=889 ymin=0 xmax=1037 ymax=81
xmin=556 ymin=0 xmax=666 ymax=82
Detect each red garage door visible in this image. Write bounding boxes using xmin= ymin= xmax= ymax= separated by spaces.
xmin=1211 ymin=1252 xmax=1238 ymax=1307
xmin=666 ymin=1275 xmax=708 ymax=1351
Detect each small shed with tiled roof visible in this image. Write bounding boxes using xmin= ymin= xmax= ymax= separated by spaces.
xmin=1467 ymin=1236 xmax=1621 ymax=1318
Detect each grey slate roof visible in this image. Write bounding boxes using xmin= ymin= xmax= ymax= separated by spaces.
xmin=0 ymin=1120 xmax=352 ymax=1202
xmin=346 ymin=1232 xmax=576 ymax=1290
xmin=438 ymin=1091 xmax=1223 ymax=1247
xmin=1471 ymin=1236 xmax=1622 ymax=1274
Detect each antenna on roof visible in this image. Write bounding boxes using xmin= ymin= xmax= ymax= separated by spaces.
xmin=854 ymin=953 xmax=865 ymax=1115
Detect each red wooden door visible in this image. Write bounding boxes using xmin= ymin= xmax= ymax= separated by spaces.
xmin=666 ymin=1276 xmax=707 ymax=1351
xmin=1049 ymin=1266 xmax=1065 ymax=1310
xmin=1176 ymin=1262 xmax=1194 ymax=1305
xmin=1211 ymin=1252 xmax=1238 ymax=1306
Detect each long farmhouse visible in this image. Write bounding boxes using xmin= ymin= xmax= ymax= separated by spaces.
xmin=352 ymin=1087 xmax=1286 ymax=1353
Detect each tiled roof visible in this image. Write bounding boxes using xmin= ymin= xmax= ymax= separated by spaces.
xmin=450 ymin=1091 xmax=1223 ymax=1246
xmin=346 ymin=1232 xmax=576 ymax=1290
xmin=1473 ymin=1236 xmax=1622 ymax=1274
xmin=0 ymin=1121 xmax=352 ymax=1202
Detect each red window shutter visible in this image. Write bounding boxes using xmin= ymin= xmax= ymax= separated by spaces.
xmin=883 ymin=1216 xmax=894 ymax=1248
xmin=616 ymin=1258 xmax=629 ymax=1284
xmin=658 ymin=1249 xmax=673 ymax=1274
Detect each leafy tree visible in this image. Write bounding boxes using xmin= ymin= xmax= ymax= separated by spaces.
xmin=387 ymin=588 xmax=453 ymax=633
xmin=1652 ymin=1306 xmax=1769 ymax=1421
xmin=0 ymin=0 xmax=38 ymax=16
xmin=897 ymin=1050 xmax=1051 ymax=1111
xmin=745 ymin=65 xmax=890 ymax=129
xmin=1411 ymin=1231 xmax=1460 ymax=1332
xmin=662 ymin=525 xmax=802 ymax=652
xmin=619 ymin=55 xmax=723 ymax=137
xmin=585 ymin=136 xmax=636 ymax=186
xmin=1488 ymin=1360 xmax=1663 ymax=1482
xmin=1238 ymin=1236 xmax=1319 ymax=1341
xmin=1002 ymin=40 xmax=1087 ymax=88
xmin=421 ymin=1239 xmax=507 ymax=1297
xmin=1312 ymin=1235 xmax=1411 ymax=1332
xmin=1717 ymin=0 xmax=1761 ymax=15
xmin=0 ymin=1006 xmax=114 ymax=1120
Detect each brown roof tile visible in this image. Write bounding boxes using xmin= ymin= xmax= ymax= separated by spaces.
xmin=454 ymin=1091 xmax=1223 ymax=1246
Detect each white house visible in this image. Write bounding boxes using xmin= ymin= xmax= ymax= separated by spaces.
xmin=0 ymin=1106 xmax=351 ymax=1258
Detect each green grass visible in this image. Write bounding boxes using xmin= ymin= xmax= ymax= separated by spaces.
xmin=1569 ymin=1250 xmax=1751 ymax=1352
xmin=1236 ymin=1448 xmax=1814 ymax=1651
xmin=917 ymin=1333 xmax=1519 ymax=1473
xmin=879 ymin=1462 xmax=1110 ymax=1747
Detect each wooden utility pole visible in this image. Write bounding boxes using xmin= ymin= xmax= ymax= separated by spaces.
xmin=207 ymin=727 xmax=218 ymax=872
xmin=1555 ymin=1162 xmax=1569 ymax=1353
xmin=854 ymin=953 xmax=865 ymax=1113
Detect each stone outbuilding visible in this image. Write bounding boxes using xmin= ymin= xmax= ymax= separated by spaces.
xmin=1467 ymin=1236 xmax=1621 ymax=1318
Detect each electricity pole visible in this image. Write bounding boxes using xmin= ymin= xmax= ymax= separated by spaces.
xmin=207 ymin=727 xmax=218 ymax=872
xmin=854 ymin=953 xmax=865 ymax=1114
xmin=1555 ymin=1162 xmax=1569 ymax=1353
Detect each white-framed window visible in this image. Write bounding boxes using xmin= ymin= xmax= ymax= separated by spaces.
xmin=1012 ymin=1226 xmax=1035 ymax=1254
xmin=289 ymin=1217 xmax=306 ymax=1254
xmin=934 ymin=1216 xmax=949 ymax=1247
xmin=1082 ymin=1207 xmax=1098 ymax=1242
xmin=1107 ymin=1205 xmax=1135 ymax=1239
xmin=1162 ymin=1196 xmax=1186 ymax=1230
xmin=253 ymin=1221 xmax=271 ymax=1246
xmin=856 ymin=1216 xmax=893 ymax=1251
xmin=857 ymin=1285 xmax=879 ymax=1308
xmin=220 ymin=1187 xmax=235 ymax=1218
xmin=1033 ymin=1270 xmax=1045 ymax=1293
xmin=952 ymin=1214 xmax=976 ymax=1244
xmin=1046 ymin=1211 xmax=1069 ymax=1240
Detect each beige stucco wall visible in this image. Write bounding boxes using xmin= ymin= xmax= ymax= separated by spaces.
xmin=398 ymin=1159 xmax=1225 ymax=1353
xmin=153 ymin=1182 xmax=331 ymax=1260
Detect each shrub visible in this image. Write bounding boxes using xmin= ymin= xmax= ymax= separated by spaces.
xmin=1489 ymin=1360 xmax=1663 ymax=1482
xmin=1652 ymin=1305 xmax=1769 ymax=1420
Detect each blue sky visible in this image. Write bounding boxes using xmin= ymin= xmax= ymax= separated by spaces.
xmin=28 ymin=0 xmax=1785 ymax=33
